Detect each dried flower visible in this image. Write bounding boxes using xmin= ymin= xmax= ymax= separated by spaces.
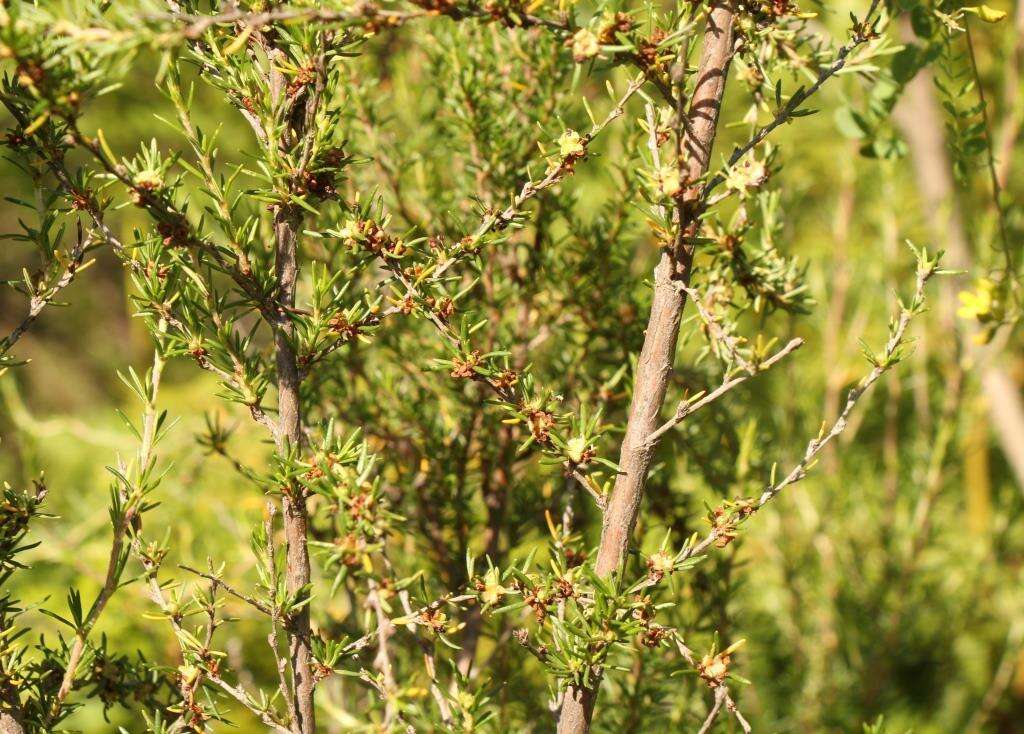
xmin=710 ymin=506 xmax=739 ymax=548
xmin=597 ymin=11 xmax=634 ymax=43
xmin=697 ymin=640 xmax=745 ymax=688
xmin=571 ymin=29 xmax=600 ymax=62
xmin=646 ymin=549 xmax=674 ymax=583
xmin=527 ymin=409 xmax=555 ymax=444
xmin=328 ymin=314 xmax=362 ymax=341
xmin=492 ymin=369 xmax=519 ymax=391
xmin=450 ymin=350 xmax=482 ymax=379
xmin=641 ymin=625 xmax=669 ymax=648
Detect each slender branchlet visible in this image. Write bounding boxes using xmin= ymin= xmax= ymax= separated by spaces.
xmin=0 ymin=2 xmax=1012 ymax=733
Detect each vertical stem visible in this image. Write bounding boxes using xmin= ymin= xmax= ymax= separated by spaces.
xmin=994 ymin=0 xmax=1024 ymax=190
xmin=892 ymin=19 xmax=1024 ymax=493
xmin=47 ymin=337 xmax=166 ymax=725
xmin=274 ymin=209 xmax=317 ymax=734
xmin=367 ymin=579 xmax=398 ymax=727
xmin=265 ymin=504 xmax=299 ymax=726
xmin=251 ymin=21 xmax=320 ymax=730
xmin=594 ymin=0 xmax=735 ymax=580
xmin=964 ymin=23 xmax=1012 ymax=273
xmin=556 ymin=4 xmax=736 ymax=733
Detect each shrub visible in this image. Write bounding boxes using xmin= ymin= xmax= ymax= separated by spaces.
xmin=0 ymin=1 xmax=1020 ymax=733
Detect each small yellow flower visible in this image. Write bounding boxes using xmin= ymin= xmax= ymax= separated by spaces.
xmin=178 ymin=664 xmax=201 ymax=686
xmin=956 ymin=278 xmax=998 ymax=321
xmin=571 ymin=28 xmax=600 ymax=62
xmin=654 ymin=165 xmax=681 ymax=198
xmin=338 ymin=218 xmax=361 ymax=243
xmin=566 ymin=436 xmax=587 ymax=463
xmin=558 ymin=130 xmax=585 ymax=158
xmin=134 ymin=169 xmax=164 ymax=191
xmin=725 ymin=156 xmax=768 ymax=193
xmin=479 ymin=566 xmax=506 ymax=605
xmin=646 ymin=549 xmax=674 ymax=581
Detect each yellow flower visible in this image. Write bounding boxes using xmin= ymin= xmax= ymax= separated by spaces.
xmin=134 ymin=169 xmax=164 ymax=191
xmin=337 ymin=218 xmax=361 ymax=242
xmin=646 ymin=549 xmax=674 ymax=580
xmin=178 ymin=664 xmax=201 ymax=686
xmin=479 ymin=566 xmax=506 ymax=605
xmin=558 ymin=130 xmax=585 ymax=158
xmin=566 ymin=436 xmax=587 ymax=463
xmin=654 ymin=165 xmax=681 ymax=198
xmin=725 ymin=156 xmax=768 ymax=193
xmin=956 ymin=278 xmax=998 ymax=321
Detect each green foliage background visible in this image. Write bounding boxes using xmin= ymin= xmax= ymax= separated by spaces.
xmin=0 ymin=0 xmax=1022 ymax=732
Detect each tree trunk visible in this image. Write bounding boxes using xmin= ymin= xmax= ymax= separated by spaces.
xmin=274 ymin=211 xmax=317 ymax=734
xmin=556 ymin=4 xmax=736 ymax=732
xmin=0 ymin=714 xmax=23 ymax=734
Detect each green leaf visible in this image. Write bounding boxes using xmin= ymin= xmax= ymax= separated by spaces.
xmin=834 ymin=107 xmax=869 ymax=139
xmin=910 ymin=6 xmax=933 ymax=37
xmin=891 ymin=45 xmax=923 ymax=84
xmin=962 ymin=5 xmax=1007 ymax=22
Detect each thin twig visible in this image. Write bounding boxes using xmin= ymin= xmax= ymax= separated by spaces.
xmin=679 ymin=257 xmax=939 ymax=563
xmin=696 ymin=687 xmax=726 ymax=734
xmin=0 ymin=228 xmax=94 ymax=362
xmin=647 ymin=337 xmax=804 ymax=446
xmin=702 ymin=0 xmax=884 ymax=199
xmin=178 ymin=565 xmax=272 ymax=615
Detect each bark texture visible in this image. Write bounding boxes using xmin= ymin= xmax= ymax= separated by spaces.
xmin=274 ymin=210 xmax=316 ymax=734
xmin=556 ymin=5 xmax=736 ymax=732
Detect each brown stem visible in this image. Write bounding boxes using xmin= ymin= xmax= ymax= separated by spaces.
xmin=0 ymin=227 xmax=90 ymax=362
xmin=252 ymin=21 xmax=320 ymax=730
xmin=556 ymin=5 xmax=736 ymax=733
xmin=48 ymin=526 xmax=127 ymax=718
xmin=696 ymin=688 xmax=727 ymax=734
xmin=274 ymin=209 xmax=317 ymax=734
xmin=367 ymin=579 xmax=398 ymax=728
xmin=0 ymin=715 xmax=23 ymax=734
xmin=596 ymin=0 xmax=734 ymax=580
xmin=994 ymin=0 xmax=1024 ymax=190
xmin=264 ymin=506 xmax=299 ymax=727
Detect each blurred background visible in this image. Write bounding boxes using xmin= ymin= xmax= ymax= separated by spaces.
xmin=1 ymin=0 xmax=1022 ymax=731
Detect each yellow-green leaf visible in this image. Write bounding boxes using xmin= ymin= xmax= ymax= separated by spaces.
xmin=963 ymin=5 xmax=1007 ymax=22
